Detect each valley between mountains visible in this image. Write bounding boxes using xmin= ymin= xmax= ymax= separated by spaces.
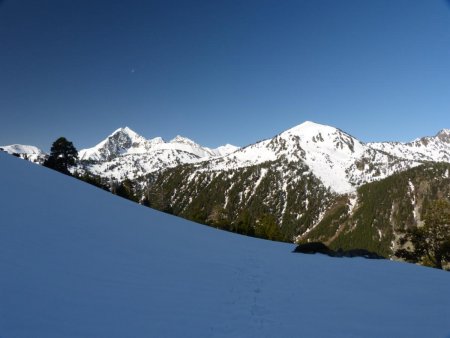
xmin=3 ymin=121 xmax=450 ymax=258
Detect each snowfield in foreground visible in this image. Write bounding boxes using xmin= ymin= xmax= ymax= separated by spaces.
xmin=0 ymin=153 xmax=449 ymax=338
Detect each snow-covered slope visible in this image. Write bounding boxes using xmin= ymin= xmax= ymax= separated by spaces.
xmin=210 ymin=143 xmax=240 ymax=156
xmin=198 ymin=121 xmax=419 ymax=193
xmin=1 ymin=152 xmax=450 ymax=337
xmin=0 ymin=144 xmax=46 ymax=163
xmin=78 ymin=127 xmax=239 ymax=180
xmin=369 ymin=129 xmax=450 ymax=162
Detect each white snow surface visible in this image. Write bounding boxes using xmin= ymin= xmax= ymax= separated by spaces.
xmin=1 ymin=152 xmax=450 ymax=338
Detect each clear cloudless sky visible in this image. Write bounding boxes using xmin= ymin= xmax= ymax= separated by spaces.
xmin=1 ymin=0 xmax=450 ymax=151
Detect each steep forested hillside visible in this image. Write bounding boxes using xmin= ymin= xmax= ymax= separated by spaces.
xmin=141 ymin=159 xmax=337 ymax=242
xmin=139 ymin=162 xmax=450 ymax=257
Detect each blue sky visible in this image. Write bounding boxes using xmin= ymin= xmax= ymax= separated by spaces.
xmin=1 ymin=0 xmax=450 ymax=151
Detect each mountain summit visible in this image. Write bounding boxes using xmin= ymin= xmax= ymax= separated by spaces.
xmin=79 ymin=127 xmax=150 ymax=161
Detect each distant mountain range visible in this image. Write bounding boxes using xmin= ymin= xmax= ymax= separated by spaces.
xmin=1 ymin=127 xmax=239 ymax=181
xmin=4 ymin=121 xmax=450 ymax=191
xmin=76 ymin=126 xmax=239 ymax=181
xmin=2 ymin=121 xmax=450 ymax=256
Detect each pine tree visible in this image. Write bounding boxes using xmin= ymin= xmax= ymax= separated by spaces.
xmin=255 ymin=214 xmax=283 ymax=241
xmin=44 ymin=137 xmax=78 ymax=175
xmin=395 ymin=199 xmax=450 ymax=269
xmin=113 ymin=179 xmax=139 ymax=203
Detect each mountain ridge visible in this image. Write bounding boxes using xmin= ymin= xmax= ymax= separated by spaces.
xmin=109 ymin=121 xmax=450 ymax=193
xmin=368 ymin=128 xmax=450 ymax=162
xmin=74 ymin=127 xmax=240 ymax=181
xmin=78 ymin=126 xmax=239 ymax=161
xmin=0 ymin=144 xmax=46 ymax=163
xmin=3 ymin=121 xmax=450 ymax=190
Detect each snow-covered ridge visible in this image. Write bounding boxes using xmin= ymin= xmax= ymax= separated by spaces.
xmin=79 ymin=127 xmax=238 ymax=161
xmin=78 ymin=121 xmax=448 ymax=192
xmin=77 ymin=127 xmax=239 ymax=181
xmin=3 ymin=121 xmax=450 ymax=193
xmin=0 ymin=144 xmax=46 ymax=163
xmin=369 ymin=128 xmax=450 ymax=162
xmin=0 ymin=144 xmax=45 ymax=155
xmin=211 ymin=144 xmax=240 ymax=157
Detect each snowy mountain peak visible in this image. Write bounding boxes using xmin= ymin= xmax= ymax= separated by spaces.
xmin=436 ymin=129 xmax=450 ymax=142
xmin=148 ymin=136 xmax=165 ymax=145
xmin=79 ymin=126 xmax=149 ymax=161
xmin=112 ymin=126 xmax=135 ymax=135
xmin=170 ymin=135 xmax=198 ymax=146
xmin=0 ymin=144 xmax=47 ymax=164
xmin=281 ymin=121 xmax=350 ymax=140
xmin=78 ymin=128 xmax=239 ymax=180
xmin=0 ymin=144 xmax=45 ymax=155
xmin=202 ymin=120 xmax=403 ymax=194
xmin=277 ymin=121 xmax=362 ymax=155
xmin=287 ymin=120 xmax=340 ymax=132
xmin=282 ymin=120 xmax=329 ymax=136
xmin=109 ymin=126 xmax=145 ymax=143
xmin=295 ymin=120 xmax=326 ymax=129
